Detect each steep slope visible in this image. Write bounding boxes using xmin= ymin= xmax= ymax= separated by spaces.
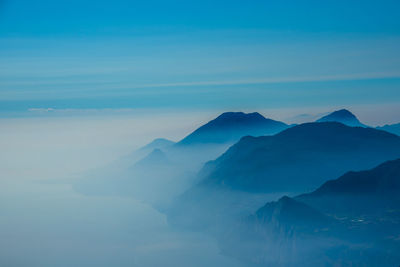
xmin=167 ymin=122 xmax=400 ymax=233
xmin=316 ymin=109 xmax=366 ymax=127
xmin=254 ymin=196 xmax=332 ymax=231
xmin=177 ymin=112 xmax=289 ymax=145
xmin=303 ymin=158 xmax=400 ymax=196
xmin=75 ymin=112 xmax=288 ymax=207
xmin=221 ymin=159 xmax=400 ymax=266
xmin=199 ymin=122 xmax=400 ymax=192
xmin=297 ymin=158 xmax=400 ymax=215
xmin=220 ymin=197 xmax=343 ymax=267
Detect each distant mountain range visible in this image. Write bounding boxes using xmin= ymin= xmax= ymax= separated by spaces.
xmin=75 ymin=111 xmax=290 ymax=208
xmin=198 ymin=121 xmax=400 ymax=192
xmin=74 ymin=109 xmax=400 ymax=265
xmin=136 ymin=112 xmax=290 ymax=168
xmin=167 ymin=121 xmax=400 ymax=233
xmin=220 ymin=159 xmax=400 ymax=266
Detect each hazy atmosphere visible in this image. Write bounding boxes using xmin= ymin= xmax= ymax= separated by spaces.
xmin=1 ymin=1 xmax=400 ymax=266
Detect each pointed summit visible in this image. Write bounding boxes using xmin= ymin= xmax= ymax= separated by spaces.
xmin=177 ymin=111 xmax=288 ymax=145
xmin=316 ymin=109 xmax=366 ymax=127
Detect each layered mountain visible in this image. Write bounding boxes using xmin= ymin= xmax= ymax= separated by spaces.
xmin=297 ymin=158 xmax=400 ymax=216
xmin=303 ymin=158 xmax=400 ymax=196
xmin=177 ymin=112 xmax=289 ymax=146
xmin=76 ymin=112 xmax=289 ymax=209
xmin=316 ymin=109 xmax=366 ymax=127
xmin=126 ymin=112 xmax=290 ymax=202
xmin=167 ymin=122 xmax=400 ymax=232
xmin=377 ymin=122 xmax=400 ymax=136
xmin=137 ymin=138 xmax=175 ymax=153
xmin=254 ymin=196 xmax=332 ymax=232
xmin=220 ymin=159 xmax=400 ymax=266
xmin=134 ymin=148 xmax=170 ymax=168
xmin=199 ymin=122 xmax=400 ymax=192
xmin=120 ymin=138 xmax=176 ymax=164
xmin=134 ymin=112 xmax=290 ymax=170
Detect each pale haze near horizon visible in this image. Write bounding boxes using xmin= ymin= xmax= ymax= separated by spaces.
xmin=0 ymin=112 xmax=249 ymax=267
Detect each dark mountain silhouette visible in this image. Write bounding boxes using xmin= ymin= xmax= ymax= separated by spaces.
xmin=135 ymin=112 xmax=289 ymax=174
xmin=297 ymin=158 xmax=400 ymax=215
xmin=177 ymin=112 xmax=289 ymax=145
xmin=303 ymin=158 xmax=400 ymax=196
xmin=376 ymin=122 xmax=400 ymax=136
xmin=199 ymin=122 xmax=400 ymax=192
xmin=221 ymin=159 xmax=400 ymax=266
xmin=316 ymin=109 xmax=366 ymax=127
xmin=167 ymin=122 xmax=400 ymax=234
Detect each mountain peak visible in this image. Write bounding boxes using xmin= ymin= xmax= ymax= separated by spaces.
xmin=177 ymin=111 xmax=288 ymax=145
xmin=316 ymin=109 xmax=365 ymax=127
xmin=215 ymin=111 xmax=265 ymax=121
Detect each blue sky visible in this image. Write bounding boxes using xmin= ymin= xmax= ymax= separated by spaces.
xmin=1 ymin=0 xmax=400 ymax=117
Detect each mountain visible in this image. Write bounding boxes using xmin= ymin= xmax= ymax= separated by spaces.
xmin=255 ymin=196 xmax=332 ymax=231
xmin=297 ymin=158 xmax=400 ymax=215
xmin=198 ymin=122 xmax=400 ymax=192
xmin=177 ymin=112 xmax=289 ymax=145
xmin=134 ymin=148 xmax=170 ymax=168
xmin=91 ymin=138 xmax=175 ymax=168
xmin=137 ymin=112 xmax=289 ymax=172
xmin=220 ymin=159 xmax=400 ymax=266
xmin=76 ymin=112 xmax=289 ymax=210
xmin=127 ymin=138 xmax=175 ymax=163
xmin=376 ymin=123 xmax=400 ymax=136
xmin=138 ymin=138 xmax=175 ymax=152
xmin=167 ymin=122 xmax=400 ymax=232
xmin=303 ymin=158 xmax=400 ymax=196
xmin=220 ymin=197 xmax=343 ymax=266
xmin=316 ymin=109 xmax=366 ymax=127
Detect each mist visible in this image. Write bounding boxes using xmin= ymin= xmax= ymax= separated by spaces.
xmin=1 ymin=109 xmax=400 ymax=267
xmin=0 ymin=112 xmax=245 ymax=267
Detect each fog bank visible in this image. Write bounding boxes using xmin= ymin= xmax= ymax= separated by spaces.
xmin=0 ymin=113 xmax=245 ymax=267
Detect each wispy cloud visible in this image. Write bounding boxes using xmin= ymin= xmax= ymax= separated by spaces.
xmin=126 ymin=71 xmax=400 ymax=89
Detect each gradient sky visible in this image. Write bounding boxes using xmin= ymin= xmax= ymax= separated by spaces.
xmin=1 ymin=0 xmax=400 ymax=117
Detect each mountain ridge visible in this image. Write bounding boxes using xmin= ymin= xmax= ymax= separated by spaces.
xmin=199 ymin=121 xmax=400 ymax=192
xmin=176 ymin=111 xmax=289 ymax=146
